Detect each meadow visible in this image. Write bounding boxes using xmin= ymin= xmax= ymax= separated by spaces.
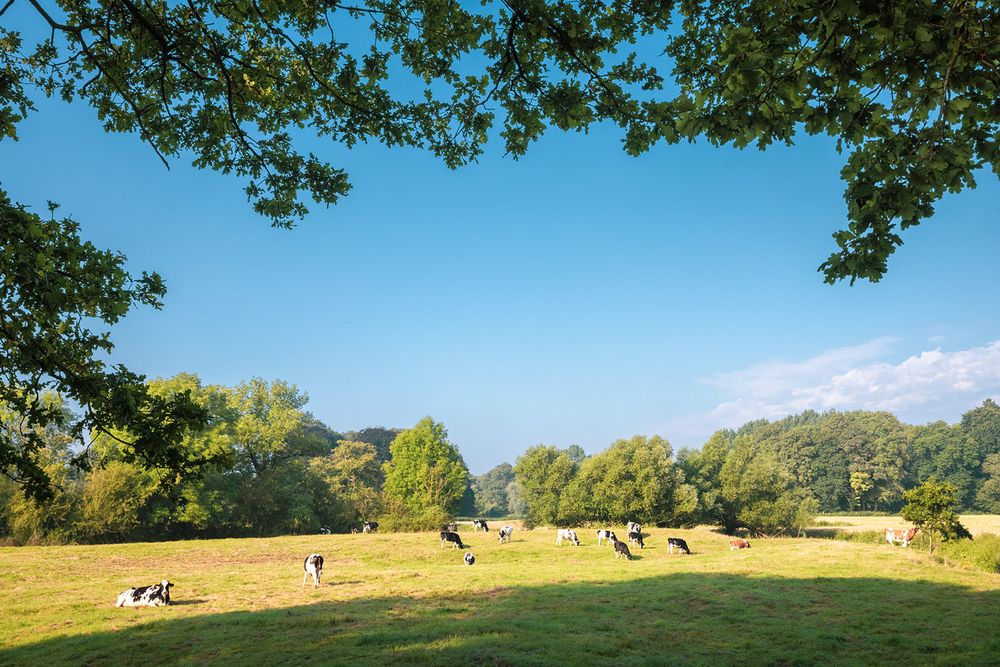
xmin=2 ymin=522 xmax=999 ymax=666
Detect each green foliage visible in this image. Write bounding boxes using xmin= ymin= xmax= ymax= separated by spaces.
xmin=902 ymin=479 xmax=972 ymax=551
xmin=560 ymin=435 xmax=696 ymax=526
xmin=940 ymin=534 xmax=1000 ymax=574
xmin=3 ymin=1 xmax=991 ymax=279
xmin=976 ymin=454 xmax=1000 ymax=513
xmin=382 ymin=418 xmax=469 ymax=515
xmin=513 ymin=445 xmax=577 ymax=527
xmin=685 ymin=431 xmax=817 ymax=536
xmin=470 ymin=463 xmax=516 ymax=518
xmin=0 ymin=196 xmax=210 ymax=500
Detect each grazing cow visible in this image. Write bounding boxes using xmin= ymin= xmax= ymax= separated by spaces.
xmin=362 ymin=521 xmax=378 ymax=534
xmin=729 ymin=538 xmax=751 ymax=550
xmin=627 ymin=530 xmax=644 ymax=549
xmin=613 ymin=539 xmax=633 ymax=561
xmin=441 ymin=531 xmax=466 ymax=549
xmin=627 ymin=521 xmax=642 ymax=535
xmin=596 ymin=529 xmax=618 ymax=546
xmin=667 ymin=537 xmax=691 ymax=555
xmin=498 ymin=525 xmax=514 ymax=544
xmin=302 ymin=553 xmax=324 ymax=587
xmin=885 ymin=526 xmax=920 ymax=547
xmin=116 ymin=580 xmax=173 ymax=608
xmin=473 ymin=519 xmax=489 ymax=532
xmin=556 ymin=529 xmax=581 ymax=546
xmin=464 ymin=552 xmax=476 ymax=566
xmin=319 ymin=527 xmax=331 ymax=535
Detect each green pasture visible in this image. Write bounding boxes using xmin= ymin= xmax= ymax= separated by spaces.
xmin=2 ymin=524 xmax=999 ymax=665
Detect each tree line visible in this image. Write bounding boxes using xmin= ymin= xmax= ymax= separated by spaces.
xmin=3 ymin=373 xmax=999 ymax=544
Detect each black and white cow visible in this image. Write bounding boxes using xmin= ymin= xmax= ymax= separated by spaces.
xmin=473 ymin=519 xmax=489 ymax=532
xmin=596 ymin=529 xmax=618 ymax=546
xmin=498 ymin=525 xmax=514 ymax=544
xmin=116 ymin=580 xmax=173 ymax=607
xmin=627 ymin=521 xmax=642 ymax=535
xmin=627 ymin=530 xmax=644 ymax=549
xmin=667 ymin=537 xmax=691 ymax=554
xmin=319 ymin=527 xmax=331 ymax=535
xmin=303 ymin=553 xmax=324 ymax=587
xmin=441 ymin=531 xmax=466 ymax=549
xmin=613 ymin=539 xmax=633 ymax=561
xmin=556 ymin=528 xmax=580 ymax=546
xmin=362 ymin=521 xmax=378 ymax=533
xmin=464 ymin=552 xmax=476 ymax=566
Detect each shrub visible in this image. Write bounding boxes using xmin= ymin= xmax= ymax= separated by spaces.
xmin=941 ymin=534 xmax=1000 ymax=574
xmin=376 ymin=505 xmax=451 ymax=533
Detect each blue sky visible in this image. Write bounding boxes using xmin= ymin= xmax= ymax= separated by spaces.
xmin=3 ymin=32 xmax=999 ymax=473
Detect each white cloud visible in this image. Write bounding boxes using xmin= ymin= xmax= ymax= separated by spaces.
xmin=671 ymin=339 xmax=1000 ymax=445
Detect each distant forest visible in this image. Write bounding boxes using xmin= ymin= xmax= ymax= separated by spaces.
xmin=2 ymin=371 xmax=998 ymax=544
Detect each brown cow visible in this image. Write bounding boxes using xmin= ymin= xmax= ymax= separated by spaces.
xmin=885 ymin=526 xmax=919 ymax=547
xmin=729 ymin=538 xmax=751 ymax=550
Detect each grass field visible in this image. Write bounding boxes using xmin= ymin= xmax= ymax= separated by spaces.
xmin=2 ymin=523 xmax=999 ymax=666
xmin=815 ymin=514 xmax=1000 ymax=536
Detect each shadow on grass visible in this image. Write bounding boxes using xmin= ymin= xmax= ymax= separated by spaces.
xmin=5 ymin=573 xmax=999 ymax=666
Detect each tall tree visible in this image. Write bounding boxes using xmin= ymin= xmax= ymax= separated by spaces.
xmin=513 ymin=445 xmax=577 ymax=527
xmin=560 ymin=435 xmax=696 ymax=526
xmin=0 ymin=198 xmax=209 ymax=500
xmin=471 ymin=462 xmax=516 ymax=518
xmin=382 ymin=418 xmax=469 ymax=515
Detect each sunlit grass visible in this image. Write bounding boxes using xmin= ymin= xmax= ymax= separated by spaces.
xmin=2 ymin=522 xmax=999 ymax=665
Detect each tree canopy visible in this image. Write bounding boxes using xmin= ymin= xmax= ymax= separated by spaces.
xmin=4 ymin=0 xmax=995 ymax=497
xmin=382 ymin=417 xmax=469 ymax=515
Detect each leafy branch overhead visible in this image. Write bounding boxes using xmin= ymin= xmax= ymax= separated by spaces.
xmin=2 ymin=0 xmax=995 ymax=282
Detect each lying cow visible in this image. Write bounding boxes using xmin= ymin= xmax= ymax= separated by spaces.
xmin=627 ymin=530 xmax=644 ymax=549
xmin=362 ymin=521 xmax=378 ymax=533
xmin=498 ymin=525 xmax=514 ymax=544
xmin=613 ymin=538 xmax=632 ymax=561
xmin=116 ymin=580 xmax=173 ymax=607
xmin=303 ymin=553 xmax=324 ymax=587
xmin=730 ymin=538 xmax=751 ymax=550
xmin=441 ymin=531 xmax=466 ymax=549
xmin=556 ymin=528 xmax=580 ymax=546
xmin=473 ymin=519 xmax=489 ymax=532
xmin=464 ymin=552 xmax=476 ymax=566
xmin=667 ymin=537 xmax=691 ymax=554
xmin=596 ymin=529 xmax=618 ymax=546
xmin=885 ymin=526 xmax=919 ymax=547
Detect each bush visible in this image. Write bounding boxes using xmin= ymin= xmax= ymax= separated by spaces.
xmin=940 ymin=534 xmax=1000 ymax=574
xmin=376 ymin=505 xmax=452 ymax=533
xmin=832 ymin=530 xmax=886 ymax=545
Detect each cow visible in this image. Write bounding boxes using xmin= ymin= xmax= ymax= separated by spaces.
xmin=556 ymin=528 xmax=580 ymax=546
xmin=441 ymin=531 xmax=466 ymax=549
xmin=627 ymin=530 xmax=644 ymax=549
xmin=116 ymin=580 xmax=173 ymax=607
xmin=667 ymin=537 xmax=691 ymax=555
xmin=464 ymin=552 xmax=476 ymax=566
xmin=596 ymin=529 xmax=617 ymax=546
xmin=729 ymin=538 xmax=751 ymax=550
xmin=473 ymin=519 xmax=489 ymax=532
xmin=362 ymin=521 xmax=378 ymax=534
xmin=498 ymin=525 xmax=514 ymax=544
xmin=613 ymin=538 xmax=632 ymax=561
xmin=627 ymin=521 xmax=642 ymax=535
xmin=885 ymin=526 xmax=920 ymax=547
xmin=319 ymin=527 xmax=331 ymax=534
xmin=350 ymin=527 xmax=359 ymax=534
xmin=302 ymin=553 xmax=324 ymax=587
